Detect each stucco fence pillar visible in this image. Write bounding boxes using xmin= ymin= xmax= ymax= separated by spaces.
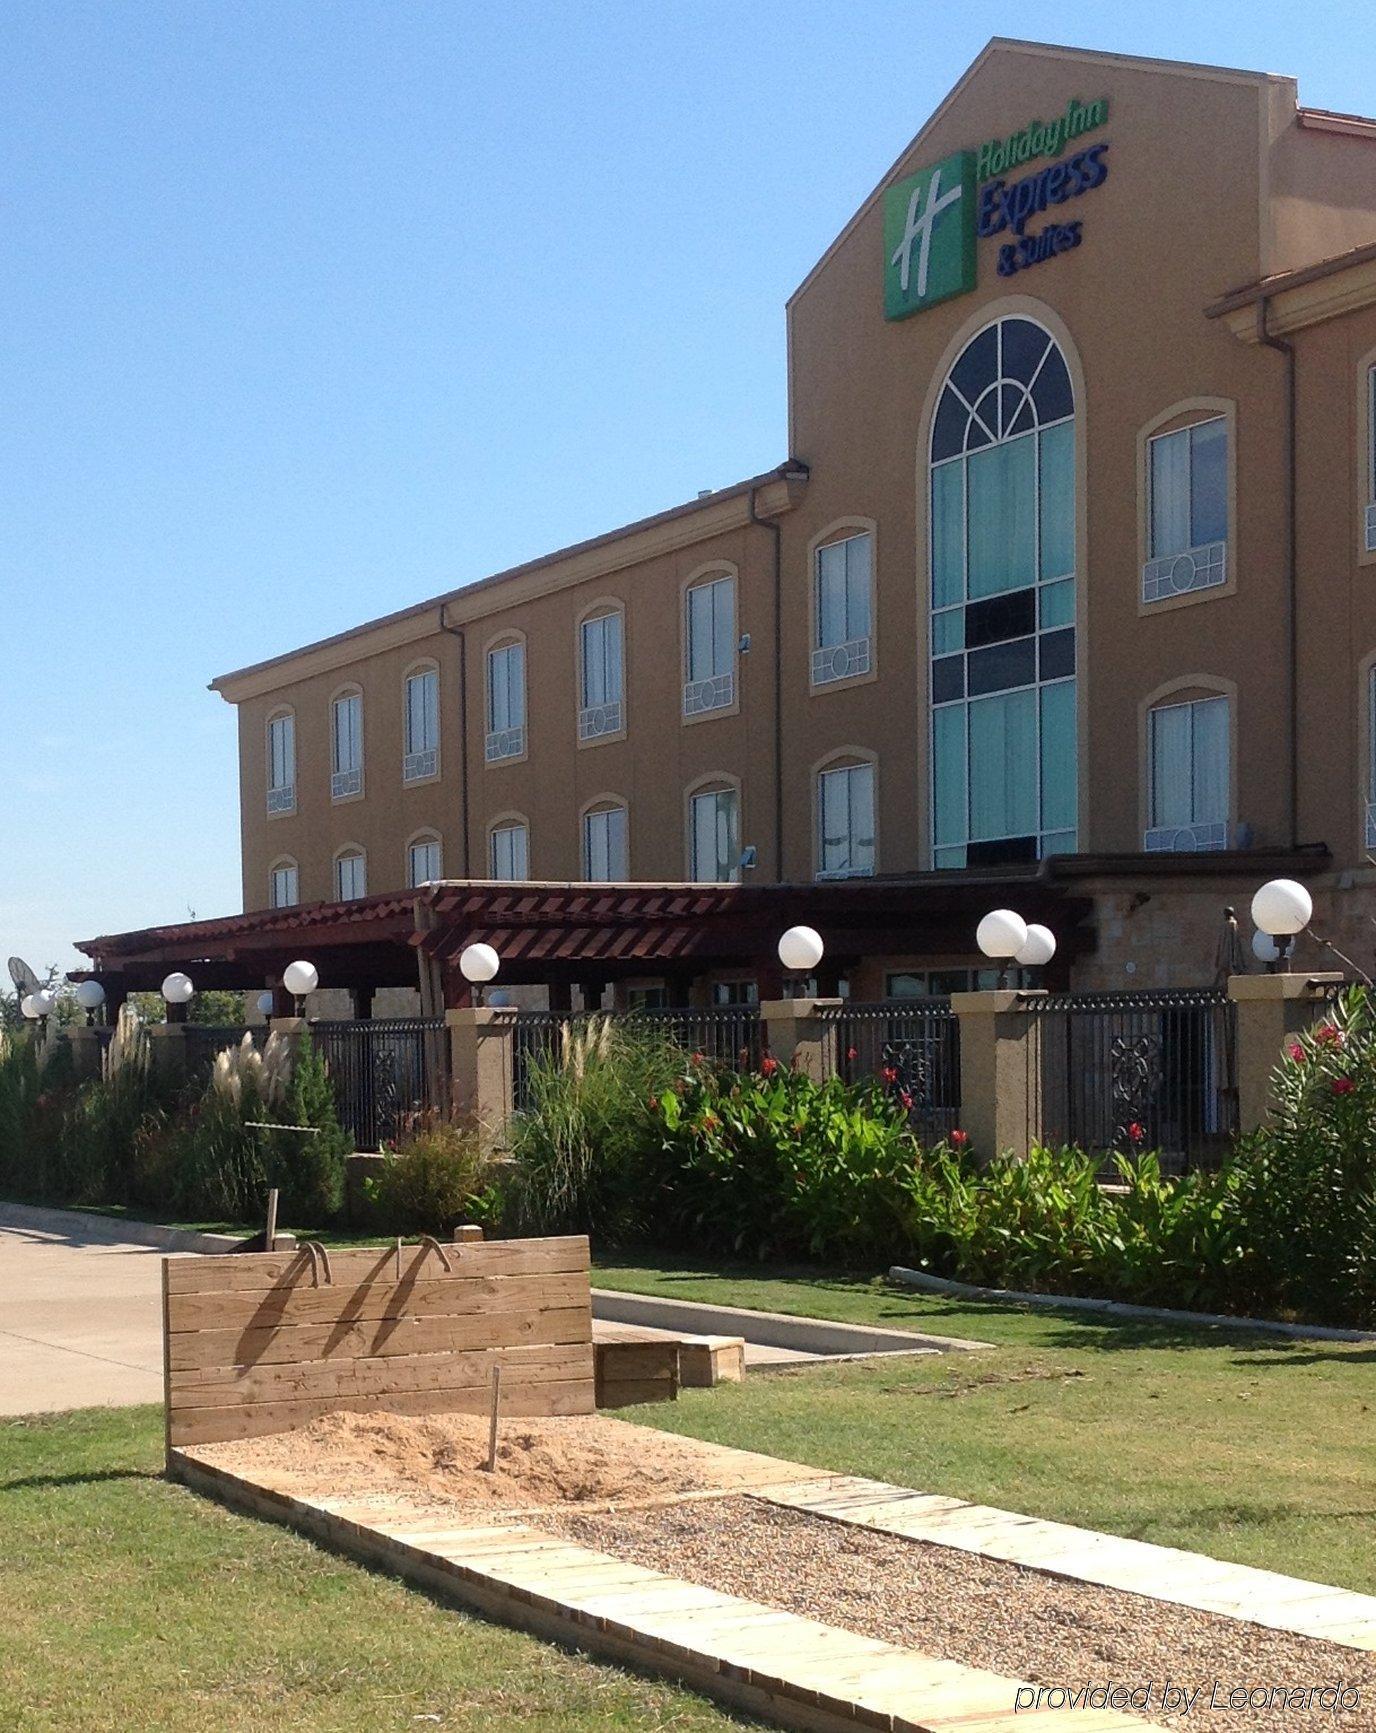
xmin=66 ymin=1025 xmax=107 ymax=1084
xmin=758 ymin=998 xmax=843 ymax=1081
xmin=1227 ymin=971 xmax=1345 ymax=1132
xmin=146 ymin=1024 xmax=191 ymax=1090
xmin=950 ymin=989 xmax=1048 ymax=1161
xmin=446 ymin=1007 xmax=517 ymax=1140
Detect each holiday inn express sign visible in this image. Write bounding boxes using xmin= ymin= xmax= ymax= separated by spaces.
xmin=884 ymin=97 xmax=1109 ymax=319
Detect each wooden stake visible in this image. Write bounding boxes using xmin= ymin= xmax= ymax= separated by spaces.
xmin=485 ymin=1364 xmax=502 ymax=1472
xmin=264 ymin=1188 xmax=279 ymax=1253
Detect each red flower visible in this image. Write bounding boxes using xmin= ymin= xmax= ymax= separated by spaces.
xmin=648 ymin=1095 xmax=659 ymax=1112
xmin=1127 ymin=1122 xmax=1145 ymax=1145
xmin=690 ymin=1051 xmax=705 ymax=1065
xmin=1315 ymin=1022 xmax=1344 ymax=1046
xmin=1288 ymin=1043 xmax=1306 ymax=1063
xmin=760 ymin=1055 xmax=779 ymax=1076
xmin=950 ymin=1129 xmax=969 ymax=1148
xmin=899 ymin=1089 xmax=914 ymax=1111
xmin=846 ymin=1046 xmax=858 ymax=1062
xmin=881 ymin=1065 xmax=899 ymax=1085
xmin=1332 ymin=1076 xmax=1355 ymax=1096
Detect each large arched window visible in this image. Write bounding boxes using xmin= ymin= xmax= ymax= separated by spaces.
xmin=929 ymin=316 xmax=1077 ymax=867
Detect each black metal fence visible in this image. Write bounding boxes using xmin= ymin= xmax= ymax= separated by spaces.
xmin=510 ymin=1005 xmax=762 ymax=1113
xmin=310 ymin=1017 xmax=447 ymax=1149
xmin=1022 ymin=989 xmax=1238 ymax=1171
xmin=826 ymin=999 xmax=961 ymax=1139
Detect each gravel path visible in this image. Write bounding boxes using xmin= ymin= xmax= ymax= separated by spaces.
xmin=538 ymin=1497 xmax=1375 ymax=1732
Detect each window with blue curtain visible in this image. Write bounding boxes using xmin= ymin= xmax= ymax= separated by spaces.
xmin=929 ymin=317 xmax=1077 ymax=866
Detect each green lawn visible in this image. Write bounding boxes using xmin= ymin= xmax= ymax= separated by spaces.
xmin=595 ymin=1256 xmax=1376 ymax=1594
xmin=0 ymin=1406 xmax=748 ymax=1733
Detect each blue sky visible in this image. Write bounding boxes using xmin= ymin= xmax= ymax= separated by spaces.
xmin=2 ymin=1 xmax=1369 ymax=973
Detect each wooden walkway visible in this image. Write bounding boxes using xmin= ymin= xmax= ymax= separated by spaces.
xmin=172 ymin=1450 xmax=1167 ymax=1733
xmin=757 ymin=1476 xmax=1376 ymax=1652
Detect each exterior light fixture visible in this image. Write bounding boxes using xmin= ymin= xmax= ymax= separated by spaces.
xmin=777 ymin=925 xmax=824 ymax=983
xmin=256 ymin=991 xmax=275 ymax=1017
xmin=20 ymin=990 xmax=54 ymax=1028
xmin=976 ymin=908 xmax=1028 ymax=988
xmin=1250 ymin=879 xmax=1312 ymax=970
xmin=1251 ymin=929 xmax=1281 ymax=966
xmin=282 ymin=959 xmax=319 ymax=1018
xmin=1014 ymin=922 xmax=1056 ymax=970
xmin=459 ymin=942 xmax=501 ymax=1006
xmin=74 ymin=980 xmax=106 ymax=1025
xmin=161 ymin=972 xmax=194 ymax=1007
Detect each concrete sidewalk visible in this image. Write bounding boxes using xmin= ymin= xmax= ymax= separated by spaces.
xmin=0 ymin=1205 xmax=167 ymax=1414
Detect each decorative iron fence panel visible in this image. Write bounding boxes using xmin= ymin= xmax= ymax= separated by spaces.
xmin=826 ymin=1000 xmax=960 ymax=1139
xmin=1023 ymin=989 xmax=1237 ymax=1170
xmin=310 ymin=1017 xmax=446 ymax=1150
xmin=509 ymin=1006 xmax=763 ymax=1114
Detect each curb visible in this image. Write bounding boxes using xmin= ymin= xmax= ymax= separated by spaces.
xmin=591 ymin=1286 xmax=989 ymax=1355
xmin=0 ymin=1200 xmax=275 ymax=1256
xmin=887 ymin=1264 xmax=1376 ymax=1344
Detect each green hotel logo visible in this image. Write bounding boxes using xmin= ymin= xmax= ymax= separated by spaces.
xmin=883 ymin=150 xmax=976 ymax=321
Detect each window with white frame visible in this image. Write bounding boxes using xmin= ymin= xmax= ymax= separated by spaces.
xmin=579 ymin=611 xmax=623 ymax=740
xmin=269 ymin=859 xmax=299 ymax=909
xmin=582 ymin=804 xmax=628 ymax=881
xmin=334 ymin=849 xmax=367 ymax=900
xmin=689 ymin=786 xmax=739 ymax=882
xmin=403 ymin=667 xmax=439 ymax=782
xmin=817 ymin=761 xmax=876 ymax=878
xmin=266 ymin=712 xmax=295 ymax=815
xmin=813 ymin=533 xmax=872 ymax=685
xmin=490 ymin=821 xmax=529 ymax=881
xmin=684 ymin=575 xmax=735 ymax=716
xmin=485 ymin=642 xmax=525 ymax=762
xmin=1146 ymin=695 xmax=1229 ymax=851
xmin=1144 ymin=417 xmax=1228 ymax=602
xmin=407 ymin=835 xmax=442 ymax=887
xmin=331 ymin=690 xmax=363 ymax=799
xmin=1366 ymin=368 xmax=1376 ymax=553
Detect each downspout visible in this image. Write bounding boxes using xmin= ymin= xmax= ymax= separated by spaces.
xmin=1256 ymin=297 xmax=1299 ymax=850
xmin=438 ymin=605 xmax=471 ymax=875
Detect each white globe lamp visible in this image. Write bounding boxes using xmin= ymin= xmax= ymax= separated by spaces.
xmin=1014 ymin=923 xmax=1056 ymax=970
xmin=283 ymin=959 xmax=319 ymax=998
xmin=161 ymin=972 xmax=194 ymax=1020
xmin=460 ymin=942 xmax=500 ymax=1004
xmin=256 ymin=991 xmax=275 ymax=1017
xmin=976 ymin=909 xmax=1028 ymax=987
xmin=1251 ymin=879 xmax=1312 ymax=969
xmin=777 ymin=925 xmax=824 ymax=988
xmin=1251 ymin=929 xmax=1281 ymax=966
xmin=20 ymin=993 xmax=42 ymax=1022
xmin=74 ymin=979 xmax=106 ymax=1025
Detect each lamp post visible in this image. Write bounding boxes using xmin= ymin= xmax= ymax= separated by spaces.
xmin=1250 ymin=879 xmax=1312 ymax=972
xmin=1014 ymin=921 xmax=1056 ymax=983
xmin=20 ymin=990 xmax=54 ymax=1038
xmin=161 ymin=972 xmax=195 ymax=1024
xmin=777 ymin=924 xmax=824 ymax=996
xmin=976 ymin=909 xmax=1029 ymax=990
xmin=459 ymin=942 xmax=500 ymax=1007
xmin=282 ymin=959 xmax=319 ymax=1018
xmin=74 ymin=980 xmax=106 ymax=1027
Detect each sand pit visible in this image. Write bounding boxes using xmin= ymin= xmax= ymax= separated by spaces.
xmin=197 ymin=1409 xmax=807 ymax=1516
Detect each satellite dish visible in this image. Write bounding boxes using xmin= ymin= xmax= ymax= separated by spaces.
xmin=8 ymin=957 xmax=40 ymax=997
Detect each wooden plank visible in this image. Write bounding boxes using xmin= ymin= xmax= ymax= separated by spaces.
xmin=167 ymin=1270 xmax=589 ymax=1334
xmin=171 ymin=1341 xmax=592 ymax=1406
xmin=169 ymin=1375 xmax=596 ymax=1445
xmin=167 ymin=1302 xmax=592 ymax=1373
xmin=165 ymin=1235 xmax=589 ymax=1294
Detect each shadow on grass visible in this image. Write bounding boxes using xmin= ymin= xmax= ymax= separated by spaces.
xmin=1 ymin=1467 xmax=158 ymax=1493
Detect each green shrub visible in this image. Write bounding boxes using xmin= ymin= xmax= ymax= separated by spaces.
xmin=510 ymin=1016 xmax=682 ymax=1240
xmin=366 ymin=1117 xmax=501 ymax=1236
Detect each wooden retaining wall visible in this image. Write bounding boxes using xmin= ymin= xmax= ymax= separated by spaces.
xmin=163 ymin=1235 xmax=594 ymax=1451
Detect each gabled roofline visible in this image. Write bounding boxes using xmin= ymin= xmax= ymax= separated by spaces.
xmin=787 ymin=36 xmax=1294 ymax=310
xmin=211 ymin=462 xmax=808 ymax=703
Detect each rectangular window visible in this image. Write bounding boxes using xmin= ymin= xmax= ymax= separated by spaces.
xmin=579 ymin=612 xmax=624 ymax=739
xmin=817 ymin=762 xmax=875 ymax=878
xmin=269 ymin=862 xmax=298 ymax=908
xmin=813 ymin=533 xmax=872 ymax=683
xmin=485 ymin=643 xmax=525 ymax=762
xmin=968 ymin=435 xmax=1036 ymax=598
xmin=266 ymin=714 xmax=295 ymax=814
xmin=689 ymin=788 xmax=739 ymax=882
xmin=1144 ymin=417 xmax=1228 ymax=600
xmin=403 ymin=669 xmax=439 ymax=781
xmin=331 ymin=692 xmax=363 ymax=799
xmin=490 ymin=822 xmax=529 ymax=881
xmin=684 ymin=576 xmax=735 ymax=714
xmin=583 ymin=806 xmax=628 ymax=881
xmin=335 ymin=852 xmax=366 ymax=901
xmin=1147 ymin=695 xmax=1229 ymax=849
xmin=407 ymin=837 xmax=442 ymax=887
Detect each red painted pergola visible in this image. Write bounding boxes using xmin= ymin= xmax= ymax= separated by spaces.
xmin=74 ymin=872 xmax=1097 ymax=1012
